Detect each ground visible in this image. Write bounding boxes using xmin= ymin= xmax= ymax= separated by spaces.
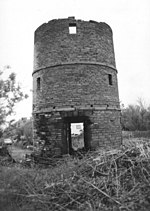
xmin=8 ymin=145 xmax=32 ymax=162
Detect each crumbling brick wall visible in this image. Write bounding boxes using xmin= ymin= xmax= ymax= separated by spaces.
xmin=32 ymin=17 xmax=122 ymax=156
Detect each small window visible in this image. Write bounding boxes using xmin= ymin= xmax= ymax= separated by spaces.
xmin=108 ymin=74 xmax=112 ymax=85
xmin=37 ymin=77 xmax=41 ymax=90
xmin=69 ymin=23 xmax=77 ymax=34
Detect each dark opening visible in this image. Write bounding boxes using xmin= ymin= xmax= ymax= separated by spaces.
xmin=69 ymin=23 xmax=77 ymax=34
xmin=63 ymin=116 xmax=91 ymax=155
xmin=37 ymin=77 xmax=41 ymax=90
xmin=108 ymin=74 xmax=112 ymax=85
xmin=70 ymin=123 xmax=84 ymax=151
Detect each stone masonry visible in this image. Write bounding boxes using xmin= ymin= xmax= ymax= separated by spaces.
xmin=32 ymin=17 xmax=122 ymax=156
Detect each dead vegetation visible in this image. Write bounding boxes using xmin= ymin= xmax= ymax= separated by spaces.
xmin=0 ymin=139 xmax=150 ymax=211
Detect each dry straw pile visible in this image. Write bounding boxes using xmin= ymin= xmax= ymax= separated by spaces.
xmin=0 ymin=139 xmax=150 ymax=211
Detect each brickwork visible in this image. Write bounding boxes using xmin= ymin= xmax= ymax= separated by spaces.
xmin=34 ymin=18 xmax=116 ymax=71
xmin=33 ymin=64 xmax=119 ymax=112
xmin=32 ymin=17 xmax=122 ymax=156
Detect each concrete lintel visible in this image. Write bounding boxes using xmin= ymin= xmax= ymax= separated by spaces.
xmin=33 ymin=106 xmax=120 ymax=114
xmin=107 ymin=106 xmax=116 ymax=110
xmin=55 ymin=107 xmax=75 ymax=111
xmin=33 ymin=107 xmax=75 ymax=113
xmin=107 ymin=107 xmax=121 ymax=111
xmin=94 ymin=106 xmax=107 ymax=110
xmin=76 ymin=106 xmax=93 ymax=110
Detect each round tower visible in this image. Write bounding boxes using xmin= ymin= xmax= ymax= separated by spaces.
xmin=32 ymin=17 xmax=122 ymax=156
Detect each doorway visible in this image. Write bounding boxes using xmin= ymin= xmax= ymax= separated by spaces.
xmin=63 ymin=116 xmax=91 ymax=155
xmin=70 ymin=122 xmax=84 ymax=151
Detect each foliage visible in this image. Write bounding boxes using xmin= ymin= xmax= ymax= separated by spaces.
xmin=121 ymin=99 xmax=150 ymax=131
xmin=15 ymin=119 xmax=33 ymax=146
xmin=0 ymin=140 xmax=150 ymax=210
xmin=3 ymin=118 xmax=33 ymax=147
xmin=122 ymin=131 xmax=150 ymax=140
xmin=22 ymin=120 xmax=33 ymax=145
xmin=0 ymin=68 xmax=28 ymax=128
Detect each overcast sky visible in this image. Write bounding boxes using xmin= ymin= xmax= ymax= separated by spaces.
xmin=0 ymin=0 xmax=150 ymax=120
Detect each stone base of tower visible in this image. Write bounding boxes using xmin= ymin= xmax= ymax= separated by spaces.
xmin=33 ymin=108 xmax=122 ymax=157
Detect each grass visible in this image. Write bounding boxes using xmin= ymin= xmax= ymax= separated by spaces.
xmin=0 ymin=138 xmax=150 ymax=211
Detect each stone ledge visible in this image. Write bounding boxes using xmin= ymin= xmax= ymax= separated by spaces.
xmin=33 ymin=61 xmax=117 ymax=75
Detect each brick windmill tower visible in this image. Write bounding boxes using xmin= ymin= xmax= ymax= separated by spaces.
xmin=32 ymin=17 xmax=122 ymax=156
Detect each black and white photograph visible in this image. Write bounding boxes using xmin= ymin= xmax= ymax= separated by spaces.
xmin=0 ymin=0 xmax=150 ymax=210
